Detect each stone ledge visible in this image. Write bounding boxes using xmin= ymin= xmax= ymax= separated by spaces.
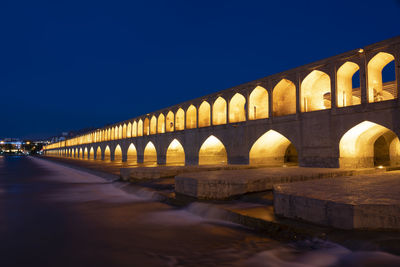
xmin=274 ymin=172 xmax=400 ymax=230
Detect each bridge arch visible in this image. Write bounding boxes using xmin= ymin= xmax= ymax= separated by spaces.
xmin=118 ymin=125 xmax=123 ymax=139
xmin=249 ymin=86 xmax=268 ymax=120
xmin=127 ymin=122 xmax=132 ymax=138
xmin=150 ymin=116 xmax=157 ymax=134
xmin=79 ymin=148 xmax=83 ymax=158
xmin=229 ymin=93 xmax=246 ymax=123
xmin=166 ymin=111 xmax=174 ymax=132
xmin=166 ymin=139 xmax=185 ymax=165
xmin=114 ymin=144 xmax=122 ymax=161
xmin=249 ymin=130 xmax=298 ymax=165
xmin=132 ymin=121 xmax=137 ymax=137
xmin=104 ymin=145 xmax=111 ymax=161
xmin=337 ymin=62 xmax=360 ymax=107
xmin=157 ymin=113 xmax=165 ymax=133
xmin=273 ymin=79 xmax=296 ymax=116
xmin=175 ymin=108 xmax=185 ymax=131
xmin=84 ymin=147 xmax=88 ymax=159
xmin=198 ymin=101 xmax=211 ymax=127
xmin=367 ymin=52 xmax=396 ymax=103
xmin=198 ymin=135 xmax=227 ymax=165
xmin=213 ymin=97 xmax=227 ymax=125
xmin=96 ymin=146 xmax=102 ymax=160
xmin=301 ymin=70 xmax=331 ymax=112
xmin=122 ymin=124 xmax=127 ymax=138
xmin=138 ymin=119 xmax=143 ymax=136
xmin=144 ymin=118 xmax=150 ymax=136
xmin=144 ymin=141 xmax=157 ymax=165
xmin=339 ymin=121 xmax=400 ymax=168
xmin=186 ymin=105 xmax=197 ymax=129
xmin=89 ymin=147 xmax=94 ymax=159
xmin=127 ymin=143 xmax=137 ymax=163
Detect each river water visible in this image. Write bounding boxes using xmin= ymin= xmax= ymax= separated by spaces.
xmin=0 ymin=155 xmax=399 ymax=266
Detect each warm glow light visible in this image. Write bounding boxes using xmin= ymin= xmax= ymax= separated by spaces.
xmin=301 ymin=70 xmax=331 ymax=112
xmin=166 ymin=139 xmax=185 ymax=165
xmin=114 ymin=144 xmax=122 ymax=161
xmin=367 ymin=52 xmax=395 ymax=103
xmin=273 ymin=80 xmax=296 ymax=116
xmin=229 ymin=93 xmax=246 ymax=123
xmin=249 ymin=130 xmax=295 ymax=165
xmin=198 ymin=135 xmax=227 ymax=165
xmin=337 ymin=62 xmax=360 ymax=107
xmin=127 ymin=143 xmax=137 ymax=163
xmin=249 ymin=86 xmax=269 ymax=120
xmin=144 ymin=141 xmax=157 ymax=164
xmin=212 ymin=97 xmax=227 ymax=125
xmin=339 ymin=121 xmax=399 ymax=168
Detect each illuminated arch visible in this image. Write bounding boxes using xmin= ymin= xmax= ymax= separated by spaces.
xmin=122 ymin=124 xmax=127 ymax=138
xmin=273 ymin=79 xmax=296 ymax=116
xmin=150 ymin=116 xmax=157 ymax=134
xmin=198 ymin=135 xmax=227 ymax=165
xmin=229 ymin=93 xmax=246 ymax=123
xmin=96 ymin=147 xmax=102 ymax=160
xmin=132 ymin=121 xmax=137 ymax=137
xmin=143 ymin=141 xmax=157 ymax=165
xmin=157 ymin=114 xmax=165 ymax=133
xmin=138 ymin=119 xmax=143 ymax=137
xmin=301 ymin=70 xmax=331 ymax=112
xmin=175 ymin=108 xmax=185 ymax=130
xmin=186 ymin=105 xmax=197 ymax=129
xmin=166 ymin=111 xmax=174 ymax=132
xmin=114 ymin=144 xmax=122 ymax=162
xmin=198 ymin=101 xmax=211 ymax=127
xmin=118 ymin=125 xmax=123 ymax=139
xmin=84 ymin=147 xmax=88 ymax=159
xmin=127 ymin=143 xmax=137 ymax=163
xmin=337 ymin=62 xmax=360 ymax=107
xmin=368 ymin=52 xmax=396 ymax=103
xmin=249 ymin=130 xmax=298 ymax=165
xmin=249 ymin=86 xmax=268 ymax=120
xmin=212 ymin=97 xmax=227 ymax=125
xmin=144 ymin=118 xmax=150 ymax=136
xmin=339 ymin=121 xmax=400 ymax=168
xmin=89 ymin=147 xmax=94 ymax=159
xmin=127 ymin=122 xmax=132 ymax=138
xmin=79 ymin=148 xmax=83 ymax=159
xmin=104 ymin=145 xmax=111 ymax=161
xmin=111 ymin=127 xmax=115 ymax=140
xmin=166 ymin=139 xmax=185 ymax=165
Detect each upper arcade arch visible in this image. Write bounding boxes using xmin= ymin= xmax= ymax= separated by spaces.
xmin=367 ymin=52 xmax=396 ymax=103
xmin=273 ymin=79 xmax=296 ymax=116
xmin=175 ymin=108 xmax=185 ymax=131
xmin=337 ymin=62 xmax=361 ymax=107
xmin=229 ymin=93 xmax=246 ymax=123
xmin=186 ymin=105 xmax=197 ymax=129
xmin=301 ymin=70 xmax=331 ymax=112
xmin=150 ymin=116 xmax=157 ymax=135
xmin=166 ymin=111 xmax=174 ymax=132
xmin=198 ymin=101 xmax=211 ymax=127
xmin=157 ymin=114 xmax=165 ymax=133
xmin=212 ymin=97 xmax=227 ymax=125
xmin=249 ymin=86 xmax=268 ymax=120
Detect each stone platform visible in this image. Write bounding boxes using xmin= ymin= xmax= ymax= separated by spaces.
xmin=174 ymin=167 xmax=381 ymax=199
xmin=274 ymin=171 xmax=400 ymax=230
xmin=120 ymin=165 xmax=254 ymax=181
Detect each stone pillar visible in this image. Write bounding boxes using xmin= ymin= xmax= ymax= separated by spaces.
xmin=330 ymin=66 xmax=337 ymax=109
xmin=157 ymin=154 xmax=166 ymax=165
xmin=268 ymin=87 xmax=273 ymax=118
xmin=395 ymin=46 xmax=400 ymax=101
xmin=359 ymin=53 xmax=368 ymax=104
xmin=210 ymin=100 xmax=213 ymax=126
xmin=196 ymin=104 xmax=199 ymax=128
xmin=296 ymin=74 xmax=302 ymax=114
xmin=137 ymin=154 xmax=144 ymax=163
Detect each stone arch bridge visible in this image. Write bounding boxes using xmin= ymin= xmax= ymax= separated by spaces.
xmin=44 ymin=36 xmax=400 ymax=169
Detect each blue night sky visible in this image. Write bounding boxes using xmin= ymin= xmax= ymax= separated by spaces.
xmin=1 ymin=0 xmax=399 ymax=139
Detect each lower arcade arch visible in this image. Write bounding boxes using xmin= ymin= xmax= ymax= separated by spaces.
xmin=198 ymin=135 xmax=227 ymax=165
xmin=104 ymin=146 xmax=111 ymax=161
xmin=249 ymin=130 xmax=298 ymax=165
xmin=127 ymin=144 xmax=137 ymax=163
xmin=166 ymin=139 xmax=185 ymax=165
xmin=89 ymin=147 xmax=94 ymax=159
xmin=96 ymin=147 xmax=102 ymax=160
xmin=339 ymin=121 xmax=400 ymax=168
xmin=143 ymin=141 xmax=157 ymax=165
xmin=114 ymin=145 xmax=122 ymax=161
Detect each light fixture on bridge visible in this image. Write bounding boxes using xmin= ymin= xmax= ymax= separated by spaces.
xmin=358 ymin=49 xmax=364 ymax=54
